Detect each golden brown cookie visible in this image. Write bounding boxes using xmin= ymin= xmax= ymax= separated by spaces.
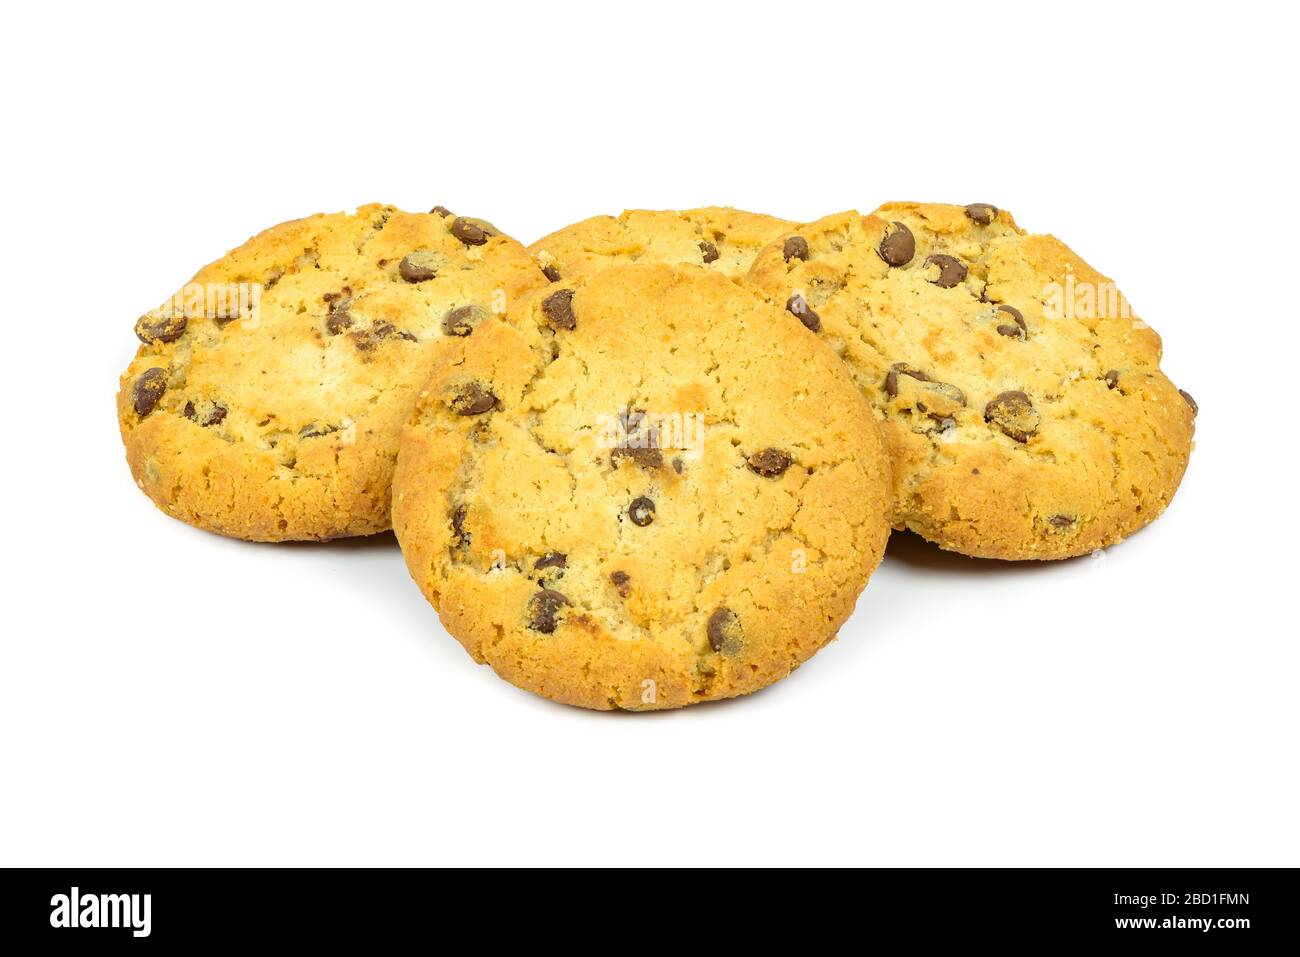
xmin=392 ymin=263 xmax=892 ymax=710
xmin=527 ymin=206 xmax=792 ymax=281
xmin=117 ymin=204 xmax=547 ymax=541
xmin=747 ymin=203 xmax=1196 ymax=560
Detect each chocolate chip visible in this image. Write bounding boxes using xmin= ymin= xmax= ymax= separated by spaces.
xmin=430 ymin=205 xmax=453 ymax=217
xmin=448 ymin=382 xmax=497 ymax=415
xmin=451 ymin=504 xmax=469 ymax=544
xmin=527 ymin=588 xmax=569 ymax=634
xmin=541 ymin=288 xmax=576 ymax=330
xmin=924 ymin=254 xmax=967 ymax=289
xmin=326 ymin=305 xmax=353 ymax=335
xmin=130 ymin=368 xmax=167 ymax=418
xmin=1179 ymin=389 xmax=1198 ymax=416
xmin=884 ymin=362 xmax=926 ymax=398
xmin=699 ymin=240 xmax=720 ymax=264
xmin=182 ymin=400 xmax=227 ymax=427
xmin=747 ymin=447 xmax=792 ymax=478
xmin=449 ymin=216 xmax=495 ymax=246
xmin=672 ymin=457 xmax=684 ymax=474
xmin=783 ymin=236 xmax=810 ymax=262
xmin=442 ymin=304 xmax=487 ymax=337
xmin=534 ymin=552 xmax=567 ymax=573
xmin=628 ymin=496 xmax=656 ymax=526
xmin=877 ymin=221 xmax=915 ymax=267
xmin=134 ymin=311 xmax=187 ymax=345
xmin=995 ymin=305 xmax=1028 ymax=340
xmin=1104 ymin=369 xmax=1120 ymax=390
xmin=984 ymin=390 xmax=1040 ymax=442
xmin=610 ymin=570 xmax=631 ymax=598
xmin=931 ymin=380 xmax=967 ymax=405
xmin=373 ymin=317 xmax=420 ymax=348
xmin=786 ymin=293 xmax=821 ymax=332
xmin=965 ymin=203 xmax=998 ymax=226
xmin=299 ymin=423 xmax=338 ymax=439
xmin=349 ymin=330 xmax=377 ymax=351
xmin=611 ymin=446 xmax=663 ymax=470
xmin=1048 ymin=514 xmax=1075 ymax=529
xmin=398 ymin=253 xmax=438 ymax=283
xmin=707 ymin=607 xmax=743 ymax=655
xmin=542 ymin=264 xmax=561 ymax=282
xmin=884 ymin=363 xmax=966 ymax=406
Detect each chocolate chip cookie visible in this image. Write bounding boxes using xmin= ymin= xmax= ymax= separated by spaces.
xmin=392 ymin=263 xmax=893 ymax=710
xmin=527 ymin=206 xmax=792 ymax=282
xmin=747 ymin=203 xmax=1196 ymax=560
xmin=117 ymin=204 xmax=547 ymax=541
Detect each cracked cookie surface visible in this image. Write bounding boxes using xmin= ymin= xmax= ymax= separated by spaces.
xmin=116 ymin=203 xmax=548 ymax=541
xmin=527 ymin=206 xmax=792 ymax=282
xmin=747 ymin=203 xmax=1196 ymax=559
xmin=392 ymin=263 xmax=892 ymax=710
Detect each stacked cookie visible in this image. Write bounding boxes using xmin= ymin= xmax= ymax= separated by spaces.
xmin=118 ymin=201 xmax=1196 ymax=710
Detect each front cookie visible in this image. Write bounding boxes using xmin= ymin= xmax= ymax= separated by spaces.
xmin=747 ymin=203 xmax=1197 ymax=560
xmin=393 ymin=263 xmax=893 ymax=710
xmin=117 ymin=204 xmax=547 ymax=541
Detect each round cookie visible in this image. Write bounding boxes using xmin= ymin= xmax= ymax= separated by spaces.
xmin=392 ymin=263 xmax=892 ymax=710
xmin=527 ymin=206 xmax=792 ymax=282
xmin=747 ymin=202 xmax=1197 ymax=560
xmin=117 ymin=204 xmax=548 ymax=541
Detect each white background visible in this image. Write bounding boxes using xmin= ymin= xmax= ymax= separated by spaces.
xmin=2 ymin=1 xmax=1297 ymax=867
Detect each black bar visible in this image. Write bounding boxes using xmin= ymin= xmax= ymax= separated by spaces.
xmin=0 ymin=867 xmax=1293 ymax=946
